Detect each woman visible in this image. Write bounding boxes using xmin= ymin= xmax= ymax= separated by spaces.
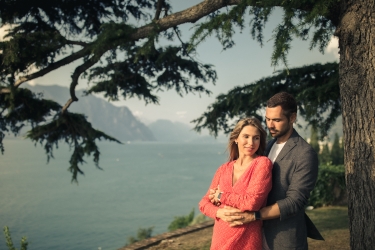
xmin=199 ymin=117 xmax=273 ymax=250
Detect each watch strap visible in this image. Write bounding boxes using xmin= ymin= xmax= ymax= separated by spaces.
xmin=255 ymin=211 xmax=261 ymax=220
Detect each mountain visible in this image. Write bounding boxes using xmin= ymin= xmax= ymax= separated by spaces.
xmin=23 ymin=84 xmax=156 ymax=142
xmin=148 ymin=119 xmax=227 ymax=143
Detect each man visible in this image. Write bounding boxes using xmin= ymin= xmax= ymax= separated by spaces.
xmin=211 ymin=92 xmax=323 ymax=249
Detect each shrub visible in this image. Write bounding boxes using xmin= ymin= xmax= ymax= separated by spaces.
xmin=309 ymin=164 xmax=346 ymax=207
xmin=3 ymin=226 xmax=28 ymax=250
xmin=190 ymin=213 xmax=210 ymax=225
xmin=126 ymin=226 xmax=154 ymax=245
xmin=168 ymin=208 xmax=195 ymax=231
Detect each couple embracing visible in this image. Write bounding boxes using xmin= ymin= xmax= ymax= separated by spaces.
xmin=199 ymin=92 xmax=324 ymax=250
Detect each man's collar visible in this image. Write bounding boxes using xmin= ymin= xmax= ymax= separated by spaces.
xmin=266 ymin=129 xmax=299 ymax=150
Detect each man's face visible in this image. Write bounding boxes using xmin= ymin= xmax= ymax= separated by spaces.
xmin=265 ymin=106 xmax=295 ymax=142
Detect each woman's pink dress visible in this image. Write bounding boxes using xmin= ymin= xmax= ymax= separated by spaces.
xmin=199 ymin=156 xmax=273 ymax=250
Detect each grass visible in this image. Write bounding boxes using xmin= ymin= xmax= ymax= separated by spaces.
xmin=307 ymin=206 xmax=349 ymax=250
xmin=148 ymin=206 xmax=349 ymax=250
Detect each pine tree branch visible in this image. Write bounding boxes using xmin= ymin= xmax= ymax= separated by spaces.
xmin=5 ymin=1 xmax=254 ymax=91
xmin=131 ymin=0 xmax=243 ymax=40
xmin=154 ymin=0 xmax=165 ymax=20
xmin=7 ymin=0 xmax=325 ymax=95
xmin=10 ymin=0 xmax=242 ymax=92
xmin=65 ymin=40 xmax=89 ymax=46
xmin=13 ymin=46 xmax=91 ymax=88
xmin=130 ymin=0 xmax=323 ymax=42
xmin=62 ymin=56 xmax=102 ymax=113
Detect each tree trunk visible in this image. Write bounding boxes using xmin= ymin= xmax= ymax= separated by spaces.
xmin=337 ymin=0 xmax=375 ymax=249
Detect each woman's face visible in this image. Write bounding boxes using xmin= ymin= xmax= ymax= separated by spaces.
xmin=235 ymin=125 xmax=261 ymax=158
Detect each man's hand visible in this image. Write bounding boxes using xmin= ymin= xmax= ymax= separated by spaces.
xmin=227 ymin=208 xmax=256 ymax=227
xmin=216 ymin=206 xmax=256 ymax=227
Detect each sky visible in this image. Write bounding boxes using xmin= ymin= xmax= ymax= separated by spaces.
xmin=0 ymin=1 xmax=339 ymax=126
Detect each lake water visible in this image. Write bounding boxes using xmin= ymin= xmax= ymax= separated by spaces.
xmin=0 ymin=139 xmax=227 ymax=250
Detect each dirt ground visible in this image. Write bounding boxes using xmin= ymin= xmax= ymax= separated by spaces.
xmin=147 ymin=223 xmax=350 ymax=250
xmin=146 ymin=226 xmax=212 ymax=250
xmin=142 ymin=206 xmax=350 ymax=250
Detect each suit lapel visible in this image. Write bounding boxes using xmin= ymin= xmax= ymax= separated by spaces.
xmin=271 ymin=129 xmax=299 ymax=162
xmin=305 ymin=213 xmax=325 ymax=240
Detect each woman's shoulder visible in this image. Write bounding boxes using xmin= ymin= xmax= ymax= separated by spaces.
xmin=256 ymin=156 xmax=273 ymax=166
xmin=218 ymin=160 xmax=235 ymax=170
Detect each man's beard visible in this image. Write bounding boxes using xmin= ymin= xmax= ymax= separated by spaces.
xmin=268 ymin=126 xmax=289 ymax=139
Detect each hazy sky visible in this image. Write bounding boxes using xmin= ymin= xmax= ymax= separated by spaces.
xmin=1 ymin=1 xmax=339 ymax=126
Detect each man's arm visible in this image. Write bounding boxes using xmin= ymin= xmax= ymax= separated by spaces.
xmin=210 ymin=158 xmax=273 ymax=211
xmin=259 ymin=203 xmax=281 ymax=220
xmin=277 ymin=147 xmax=318 ymax=220
xmin=222 ymin=203 xmax=280 ymax=227
xmin=226 ymin=146 xmax=318 ymax=226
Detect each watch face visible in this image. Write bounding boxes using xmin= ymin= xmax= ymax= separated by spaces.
xmin=217 ymin=193 xmax=222 ymax=200
xmin=255 ymin=211 xmax=261 ymax=220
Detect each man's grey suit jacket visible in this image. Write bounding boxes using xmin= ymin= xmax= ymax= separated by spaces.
xmin=263 ymin=129 xmax=323 ymax=250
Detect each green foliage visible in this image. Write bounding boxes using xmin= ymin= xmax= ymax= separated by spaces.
xmin=1 ymin=1 xmax=219 ymax=182
xmin=190 ymin=0 xmax=338 ymax=68
xmin=0 ymin=0 xmax=159 ymax=37
xmin=318 ymin=133 xmax=344 ymax=166
xmin=319 ymin=143 xmax=332 ymax=165
xmin=1 ymin=1 xmax=343 ymax=182
xmin=87 ymin=44 xmax=216 ymax=103
xmin=25 ymin=112 xmax=121 ymax=182
xmin=126 ymin=226 xmax=154 ymax=245
xmin=190 ymin=213 xmax=210 ymax=225
xmin=189 ymin=3 xmax=250 ymax=51
xmin=309 ymin=164 xmax=346 ymax=207
xmin=331 ymin=133 xmax=344 ymax=165
xmin=125 ymin=212 xmax=209 ymax=246
xmin=310 ymin=133 xmax=345 ymax=207
xmin=0 ymin=0 xmax=160 ymax=78
xmin=1 ymin=23 xmax=67 ymax=74
xmin=193 ymin=62 xmax=340 ymax=137
xmin=3 ymin=226 xmax=28 ymax=250
xmin=0 ymin=86 xmax=120 ymax=182
xmin=168 ymin=208 xmax=195 ymax=232
xmin=0 ymin=88 xmax=61 ymax=153
xmin=310 ymin=126 xmax=320 ymax=155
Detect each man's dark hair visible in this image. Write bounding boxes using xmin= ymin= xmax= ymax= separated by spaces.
xmin=267 ymin=92 xmax=297 ymax=119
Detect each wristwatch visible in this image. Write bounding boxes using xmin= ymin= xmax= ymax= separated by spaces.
xmin=254 ymin=211 xmax=261 ymax=220
xmin=217 ymin=192 xmax=222 ymax=201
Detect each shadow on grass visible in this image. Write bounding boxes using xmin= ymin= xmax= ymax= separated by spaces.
xmin=307 ymin=206 xmax=349 ymax=250
xmin=306 ymin=206 xmax=349 ymax=232
xmin=146 ymin=206 xmax=349 ymax=250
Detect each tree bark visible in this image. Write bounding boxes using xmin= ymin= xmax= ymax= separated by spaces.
xmin=337 ymin=0 xmax=375 ymax=248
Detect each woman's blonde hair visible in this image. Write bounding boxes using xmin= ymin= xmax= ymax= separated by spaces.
xmin=227 ymin=117 xmax=267 ymax=161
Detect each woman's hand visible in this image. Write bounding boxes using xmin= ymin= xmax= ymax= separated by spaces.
xmin=208 ymin=187 xmax=217 ymax=204
xmin=209 ymin=185 xmax=222 ymax=206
